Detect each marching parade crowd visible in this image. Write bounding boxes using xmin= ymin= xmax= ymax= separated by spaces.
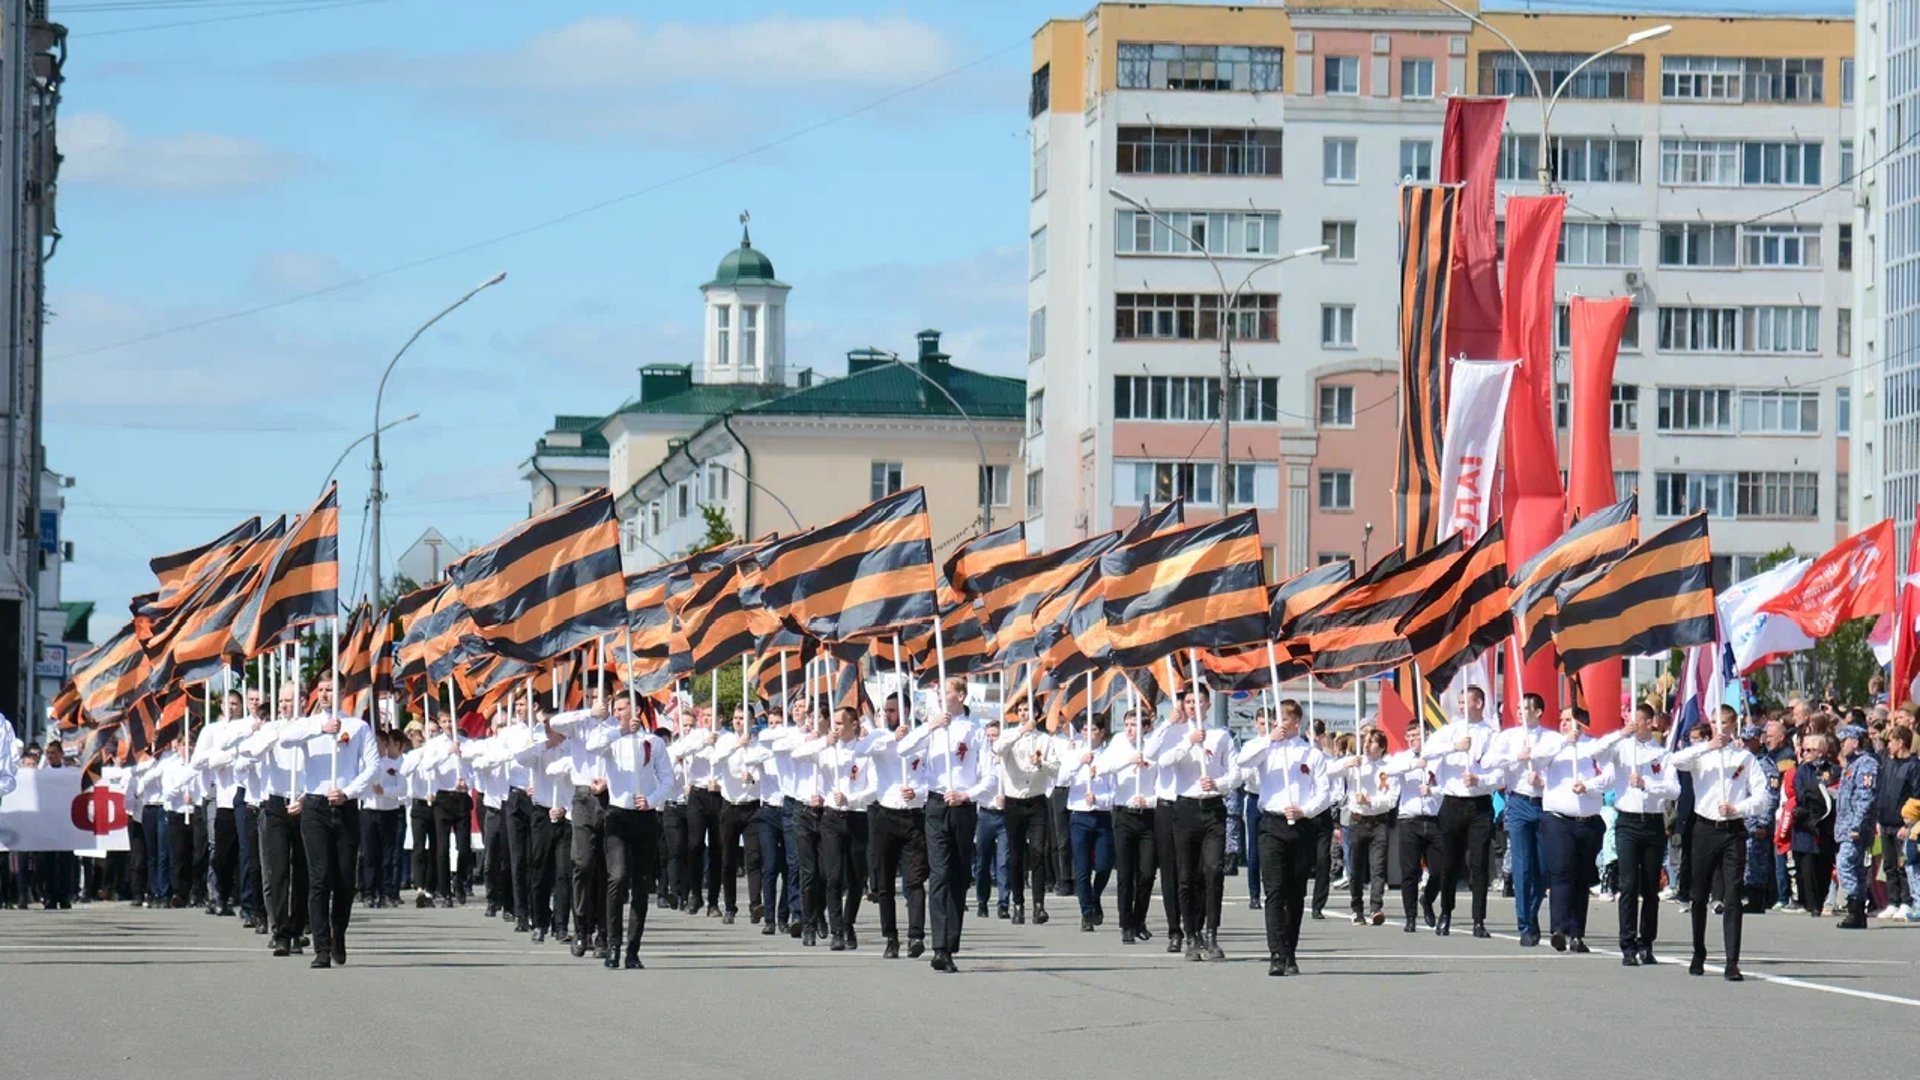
xmin=5 ymin=674 xmax=1916 ymax=980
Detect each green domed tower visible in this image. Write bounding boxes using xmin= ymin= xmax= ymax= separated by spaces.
xmin=700 ymin=217 xmax=790 ymax=385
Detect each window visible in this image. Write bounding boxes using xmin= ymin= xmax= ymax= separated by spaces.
xmin=1741 ymin=223 xmax=1821 ymax=268
xmin=740 ymin=305 xmax=758 ymax=366
xmin=1662 ymin=56 xmax=1743 ymax=101
xmin=1114 ymin=293 xmax=1278 ymax=342
xmin=1114 ymin=210 xmax=1282 ymax=257
xmin=1113 ymin=375 xmax=1223 ymax=421
xmin=1838 ymin=473 xmax=1849 ymax=512
xmin=1657 ymin=306 xmax=1738 ymax=352
xmin=1839 ymin=224 xmax=1853 ymax=271
xmin=1742 ymin=141 xmax=1821 ymax=187
xmin=1841 ymin=140 xmax=1855 ymax=184
xmin=1226 ymin=464 xmax=1258 ymax=506
xmin=1116 ymin=126 xmax=1284 ymax=177
xmin=1118 ymin=461 xmax=1218 ymax=505
xmin=1656 ymin=388 xmax=1735 ymax=433
xmin=1030 ymin=227 xmax=1047 ymax=279
xmin=1399 ymin=139 xmax=1434 ymax=181
xmin=1837 ymin=387 xmax=1852 ymax=435
xmin=870 ymin=461 xmax=904 ymax=500
xmin=1325 ymin=55 xmax=1360 ymax=95
xmin=978 ymin=464 xmax=1011 ymax=508
xmin=1746 ymin=58 xmax=1823 ymax=103
xmin=1233 ymin=377 xmax=1280 ymax=422
xmin=1323 ymin=137 xmax=1357 ymax=183
xmin=1743 ymin=306 xmax=1819 ymax=353
xmin=1736 ymin=471 xmax=1820 ymax=518
xmin=1317 ymin=552 xmax=1351 ymax=566
xmin=705 ymin=463 xmax=731 ymax=504
xmin=1318 ymin=470 xmax=1354 ymax=510
xmin=1030 ymin=64 xmax=1050 ymax=118
xmin=1558 ymin=221 xmax=1640 ymax=266
xmin=1116 ymin=43 xmax=1282 ymax=92
xmin=1319 ymin=384 xmax=1355 ymax=427
xmin=1838 ymin=307 xmax=1852 ymax=357
xmin=714 ymin=305 xmax=730 ymax=365
xmin=1553 ymin=136 xmax=1640 ymax=184
xmin=1029 ymin=307 xmax=1046 ymax=360
xmin=1026 ymin=469 xmax=1044 ymax=513
xmin=1321 ymin=220 xmax=1357 ymax=261
xmin=1485 ymin=50 xmax=1638 ymax=100
xmin=1027 ymin=390 xmax=1044 ymax=436
xmin=1660 ymin=139 xmax=1740 ymax=186
xmin=1842 ymin=57 xmax=1855 ymax=105
xmin=1031 ymin=142 xmax=1048 ymax=199
xmin=1614 ymin=470 xmax=1638 ymax=503
xmin=1655 ymin=471 xmax=1737 ymax=518
xmin=1401 ymin=57 xmax=1434 ymax=99
xmin=1554 ymin=382 xmax=1570 ymax=431
xmin=1550 ymin=303 xmax=1642 ymax=351
xmin=1612 ymin=384 xmax=1640 ymax=432
xmin=1659 ymin=222 xmax=1737 ymax=267
xmin=1320 ymin=304 xmax=1356 ymax=347
xmin=1739 ymin=389 xmax=1819 ymax=434
xmin=1497 ymin=134 xmax=1540 ymax=182
xmin=649 ymin=501 xmax=662 ymax=535
xmin=676 ymin=481 xmax=691 ymax=520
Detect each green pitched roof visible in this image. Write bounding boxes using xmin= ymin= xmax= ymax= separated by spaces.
xmin=61 ymin=601 xmax=94 ymax=645
xmin=743 ymin=361 xmax=1023 ymax=421
xmin=618 ymin=383 xmax=790 ymax=417
xmin=531 ymin=414 xmax=611 ymax=458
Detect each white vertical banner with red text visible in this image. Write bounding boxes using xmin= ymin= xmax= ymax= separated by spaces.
xmin=1435 ymin=359 xmax=1517 ymax=715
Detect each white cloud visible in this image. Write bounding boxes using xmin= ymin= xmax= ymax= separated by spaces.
xmin=60 ymin=112 xmax=299 ymax=196
xmin=249 ymin=250 xmax=354 ymax=296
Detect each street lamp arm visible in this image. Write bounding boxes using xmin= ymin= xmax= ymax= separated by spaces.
xmin=374 ymin=272 xmax=506 ymax=434
xmin=871 ymin=349 xmax=995 ymax=536
xmin=702 ymin=458 xmax=802 ymax=532
xmin=1427 ymin=0 xmax=1543 ymax=101
xmin=1105 ymin=189 xmax=1229 ymax=297
xmin=321 ymin=413 xmax=420 ymax=497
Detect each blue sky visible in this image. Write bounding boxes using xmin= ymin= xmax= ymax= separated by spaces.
xmin=48 ymin=0 xmax=1854 ymax=630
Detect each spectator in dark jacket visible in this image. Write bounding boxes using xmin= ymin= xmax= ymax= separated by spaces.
xmin=1790 ymin=734 xmax=1841 ymax=918
xmin=1876 ymin=727 xmax=1919 ymax=916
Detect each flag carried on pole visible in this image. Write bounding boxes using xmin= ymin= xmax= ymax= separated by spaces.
xmin=1100 ymin=511 xmax=1270 ymax=670
xmin=158 ymin=517 xmax=288 ymax=687
xmin=1291 ymin=535 xmax=1466 ymax=685
xmin=900 ymin=595 xmax=991 ymax=683
xmin=449 ymin=489 xmax=627 ymax=666
xmin=1510 ymin=496 xmax=1638 ymax=661
xmin=1667 ymin=640 xmax=1727 ymax=750
xmin=1551 ymin=513 xmax=1716 ymax=671
xmin=975 ymin=529 xmax=1122 ymax=666
xmin=237 ymin=484 xmax=341 ymax=656
xmin=1756 ymin=519 xmax=1898 ymax=639
xmin=68 ymin=621 xmax=151 ymax=728
xmin=1269 ymin=558 xmax=1355 ymax=638
xmin=149 ymin=516 xmax=261 ymax=600
xmin=1891 ymin=507 xmax=1920 ymax=707
xmin=1394 ymin=184 xmax=1459 ymax=554
xmin=941 ymin=520 xmax=1027 ymax=604
xmin=750 ymin=486 xmax=941 ymax=643
xmin=336 ymin=603 xmax=375 ymax=720
xmin=1398 ymin=522 xmax=1512 ymax=693
xmin=1717 ymin=556 xmax=1816 ymax=676
xmin=679 ymin=544 xmax=764 ymax=676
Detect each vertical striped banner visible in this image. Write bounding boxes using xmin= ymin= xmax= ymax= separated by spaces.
xmin=1395 ymin=184 xmax=1459 ymax=554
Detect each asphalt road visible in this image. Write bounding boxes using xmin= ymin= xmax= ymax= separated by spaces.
xmin=3 ymin=884 xmax=1916 ymax=1080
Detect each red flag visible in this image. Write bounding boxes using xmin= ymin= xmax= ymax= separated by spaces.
xmin=1376 ymin=682 xmax=1415 ymax=755
xmin=1439 ymin=97 xmax=1506 ymax=361
xmin=1890 ymin=508 xmax=1920 ymax=707
xmin=1568 ymin=297 xmax=1632 ymax=735
xmin=1758 ymin=520 xmax=1897 ymax=639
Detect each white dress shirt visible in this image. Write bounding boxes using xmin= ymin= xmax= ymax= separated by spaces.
xmin=546 ymin=710 xmax=607 ymax=788
xmin=1152 ymin=721 xmax=1236 ymax=800
xmin=400 ymin=745 xmax=437 ymax=802
xmin=858 ymin=729 xmax=929 ymax=811
xmin=700 ymin=732 xmax=759 ymax=804
xmin=0 ymin=719 xmax=18 ymax=799
xmin=1061 ymin=752 xmax=1116 ymax=812
xmin=1236 ymin=734 xmax=1334 ymax=818
xmin=994 ymin=725 xmax=1059 ymax=800
xmin=743 ymin=726 xmax=790 ymax=803
xmin=1540 ymin=737 xmax=1614 ymax=818
xmin=236 ymin=721 xmax=303 ymax=800
xmin=276 ymin=713 xmax=379 ymax=800
xmin=1590 ymin=731 xmax=1681 ymax=813
xmin=365 ymin=754 xmax=405 ymax=812
xmin=1420 ymin=719 xmax=1501 ymax=797
xmin=1486 ymin=725 xmax=1563 ymax=800
xmin=159 ymin=751 xmax=199 ymax=814
xmin=1096 ymin=734 xmax=1159 ymax=811
xmin=1670 ymin=740 xmax=1771 ymax=821
xmin=1048 ymin=731 xmax=1079 ymax=792
xmin=584 ymin=721 xmax=673 ymax=809
xmin=131 ymin=756 xmax=164 ymax=809
xmin=190 ymin=717 xmax=249 ymax=809
xmin=1384 ymin=750 xmax=1441 ymax=817
xmin=1332 ymin=752 xmax=1402 ymax=817
xmin=895 ymin=717 xmax=994 ymax=802
xmin=673 ymin=727 xmax=723 ymax=793
xmin=801 ymin=737 xmax=877 ymax=810
xmin=489 ymin=722 xmax=541 ymax=791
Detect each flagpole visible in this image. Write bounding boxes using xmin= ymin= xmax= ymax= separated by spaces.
xmin=1353 ymin=679 xmax=1362 ymax=739
xmin=893 ymin=634 xmax=909 ymax=725
xmin=780 ymin=651 xmax=791 ymax=722
xmin=1084 ymin=669 xmax=1094 ymax=806
xmin=291 ymin=638 xmax=305 ymax=799
xmin=596 ymin=637 xmax=606 ymax=712
xmin=742 ymin=651 xmax=751 ymax=720
xmin=1127 ymin=677 xmax=1142 ymax=807
xmin=932 ymin=616 xmax=951 ymax=792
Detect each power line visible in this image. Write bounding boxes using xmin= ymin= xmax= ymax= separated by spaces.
xmin=68 ymin=0 xmax=391 ymax=38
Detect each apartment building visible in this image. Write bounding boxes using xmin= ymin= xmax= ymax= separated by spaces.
xmin=1028 ymin=0 xmax=1857 ymax=585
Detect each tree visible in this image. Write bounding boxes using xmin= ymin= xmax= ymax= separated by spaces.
xmin=378 ymin=574 xmax=421 ymax=609
xmin=698 ymin=504 xmax=736 ymax=551
xmin=687 ymin=663 xmax=746 ymax=718
xmin=1808 ymin=617 xmax=1880 ymax=707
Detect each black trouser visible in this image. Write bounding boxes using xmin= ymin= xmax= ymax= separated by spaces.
xmin=1171 ymin=796 xmax=1227 ymax=940
xmin=299 ymin=797 xmax=359 ymax=958
xmin=1542 ymin=812 xmax=1604 ymax=938
xmin=871 ymin=805 xmax=928 ymax=943
xmin=361 ymin=808 xmax=401 ymax=901
xmin=1114 ymin=805 xmax=1158 ymax=934
xmin=1795 ymin=849 xmax=1836 ymax=915
xmin=687 ymin=788 xmax=724 ymax=910
xmin=719 ymin=799 xmax=760 ymax=913
xmin=924 ymin=798 xmax=976 ymax=953
xmin=1348 ymin=812 xmax=1394 ymax=914
xmin=820 ymin=807 xmax=868 ymax=936
xmin=530 ymin=809 xmax=571 ymax=934
xmin=663 ymin=802 xmax=691 ymax=904
xmin=127 ymin=817 xmax=148 ymax=901
xmin=1436 ymin=794 xmax=1494 ymax=922
xmin=1674 ymin=817 xmax=1695 ymax=901
xmin=1049 ymin=785 xmax=1072 ymax=891
xmin=1615 ymin=810 xmax=1665 ymax=952
xmin=166 ymin=811 xmax=201 ymax=907
xmin=1884 ymin=826 xmax=1911 ymax=907
xmin=1003 ymin=794 xmax=1050 ymax=908
xmin=796 ymin=804 xmax=826 ymax=931
xmin=241 ymin=803 xmax=265 ymax=915
xmin=1154 ymin=799 xmax=1183 ymax=935
xmin=482 ymin=803 xmax=508 ymax=909
xmin=1258 ymin=812 xmax=1316 ymax=959
xmin=212 ymin=806 xmax=239 ymax=907
xmin=259 ymin=796 xmax=308 ymax=940
xmin=409 ymin=799 xmax=433 ymax=894
xmin=1311 ymin=808 xmax=1336 ymax=914
xmin=190 ymin=804 xmax=211 ymax=905
xmin=1691 ymin=817 xmax=1747 ymax=965
xmin=1399 ymin=814 xmax=1444 ymax=919
xmin=430 ymin=791 xmax=473 ymax=900
xmin=505 ymin=788 xmax=535 ymax=921
xmin=604 ymin=807 xmax=661 ymax=955
xmin=570 ymin=787 xmax=608 ymax=942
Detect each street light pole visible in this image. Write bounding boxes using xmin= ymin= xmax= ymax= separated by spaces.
xmin=1108 ymin=188 xmax=1326 ymax=516
xmin=320 ymin=413 xmax=420 ymax=497
xmin=369 ymin=272 xmax=505 ymax=604
xmin=871 ymin=349 xmax=996 ymax=537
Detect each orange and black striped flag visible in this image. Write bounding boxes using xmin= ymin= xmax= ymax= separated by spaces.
xmin=1293 ymin=534 xmax=1467 ymax=687
xmin=1100 ymin=510 xmax=1270 ymax=671
xmin=1027 ymin=503 xmax=1185 ymax=682
xmin=1395 ymin=184 xmax=1458 ymax=553
xmin=51 ymin=683 xmax=83 ymax=732
xmin=1191 ymin=644 xmax=1306 ymax=694
xmin=238 ymin=485 xmax=340 ymax=656
xmin=1397 ymin=522 xmax=1512 ymax=693
xmin=126 ymin=691 xmax=188 ymax=753
xmin=680 ymin=544 xmax=763 ymax=676
xmin=70 ymin=621 xmax=151 ymax=727
xmin=159 ymin=517 xmax=287 ymax=686
xmin=975 ymin=530 xmax=1122 ymax=666
xmin=391 ymin=583 xmax=445 ymax=692
xmin=397 ymin=583 xmax=481 ymax=687
xmin=370 ymin=604 xmax=402 ymax=698
xmin=451 ymin=489 xmax=626 ymax=666
xmin=749 ymin=627 xmax=818 ymax=703
xmin=78 ymin=722 xmax=129 ymax=790
xmin=150 ymin=516 xmax=261 ymax=598
xmin=624 ymin=561 xmax=684 ymax=659
xmin=1270 ymin=559 xmax=1356 ymax=638
xmin=1550 ymin=513 xmax=1715 ymax=671
xmin=750 ymin=486 xmax=940 ymax=643
xmin=942 ymin=520 xmax=1027 ymax=604
xmin=900 ymin=596 xmax=991 ymax=683
xmin=1512 ymin=496 xmax=1638 ymax=660
xmin=337 ymin=603 xmax=375 ymax=719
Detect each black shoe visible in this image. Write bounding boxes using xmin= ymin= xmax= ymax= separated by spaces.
xmin=1184 ymin=943 xmax=1204 ymax=962
xmin=830 ymin=933 xmax=847 ymax=952
xmin=1248 ymin=895 xmax=1262 ymax=910
xmin=1472 ymin=922 xmax=1491 ymax=939
xmin=706 ymin=904 xmax=720 ymax=918
xmin=1122 ymin=928 xmax=1136 ymax=944
xmin=557 ymin=931 xmax=574 ymax=944
xmin=1285 ymin=956 xmax=1301 ymax=975
xmin=884 ymin=939 xmax=901 ymax=959
xmin=789 ymin=921 xmax=803 ymax=939
xmin=909 ymin=940 xmax=925 ymax=959
xmin=1081 ymin=916 xmax=1095 ymax=932
xmin=604 ymin=952 xmax=619 ymax=970
xmin=1570 ymin=938 xmax=1591 ymax=954
xmin=624 ymin=952 xmax=644 ymax=970
xmin=254 ymin=923 xmax=268 ymax=936
xmin=309 ymin=955 xmax=331 ymax=970
xmin=1310 ymin=909 xmax=1325 ymax=921
xmin=1167 ymin=932 xmax=1184 ymax=954
xmin=298 ymin=936 xmax=311 ymax=949
xmin=241 ymin=916 xmax=257 ymax=929
xmin=976 ymin=902 xmax=988 ymax=917
xmin=1421 ymin=899 xmax=1436 ymax=928
xmin=930 ymin=950 xmax=953 ymax=973
xmin=1011 ymin=905 xmax=1025 ymax=925
xmin=271 ymin=939 xmax=290 ymax=958
xmin=332 ymin=945 xmax=346 ymax=966
xmin=1435 ymin=916 xmax=1451 ymax=937
xmin=515 ymin=920 xmax=530 ymax=933
xmin=415 ymin=894 xmax=433 ymax=909
xmin=1520 ymin=929 xmax=1540 ymax=947
xmin=997 ymin=906 xmax=1010 ymax=920
xmin=1551 ymin=931 xmax=1567 ymax=952
xmin=750 ymin=903 xmax=764 ymax=924
xmin=593 ymin=944 xmax=608 ymax=960
xmin=216 ymin=905 xmax=235 ymax=917
xmin=722 ymin=912 xmax=735 ymax=926
xmin=1723 ymin=966 xmax=1743 ymax=982
xmin=1093 ymin=906 xmax=1105 ymax=926
xmin=846 ymin=930 xmax=859 ymax=951
xmin=570 ymin=937 xmax=587 ymax=958
xmin=1621 ymin=952 xmax=1641 ymax=967
xmin=943 ymin=951 xmax=960 ymax=972
xmin=485 ymin=905 xmax=498 ymax=918
xmin=1638 ymin=948 xmax=1658 ymax=966
xmin=1269 ymin=953 xmax=1287 ymax=976
xmin=761 ymin=921 xmax=776 ymax=936
xmin=1206 ymin=935 xmax=1226 ymax=962
xmin=1034 ymin=904 xmax=1050 ymax=926
xmin=1689 ymin=954 xmax=1706 ymax=977
xmin=1135 ymin=926 xmax=1152 ymax=942
xmin=1404 ymin=916 xmax=1417 ymax=933
xmin=803 ymin=929 xmax=817 ymax=947
xmin=532 ymin=929 xmax=546 ymax=944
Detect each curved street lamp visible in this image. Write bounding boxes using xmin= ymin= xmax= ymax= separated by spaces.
xmin=320 ymin=413 xmax=420 ymax=497
xmin=867 ymin=347 xmax=997 ymax=536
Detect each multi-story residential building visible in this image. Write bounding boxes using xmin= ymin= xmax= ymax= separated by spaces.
xmin=1029 ymin=0 xmax=1857 ymax=587
xmin=1856 ymin=0 xmax=1918 ymax=569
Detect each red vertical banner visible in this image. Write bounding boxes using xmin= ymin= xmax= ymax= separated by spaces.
xmin=1497 ymin=194 xmax=1568 ymax=727
xmin=1439 ymin=98 xmax=1507 ymax=362
xmin=1568 ymin=296 xmax=1631 ymax=734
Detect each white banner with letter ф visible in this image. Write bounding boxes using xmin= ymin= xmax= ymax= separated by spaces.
xmin=0 ymin=767 xmax=131 ymax=853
